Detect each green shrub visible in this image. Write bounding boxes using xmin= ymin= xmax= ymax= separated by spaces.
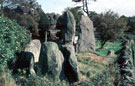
xmin=95 ymin=11 xmax=127 ymax=48
xmin=15 ymin=75 xmax=69 ymax=86
xmin=0 ymin=16 xmax=31 ymax=65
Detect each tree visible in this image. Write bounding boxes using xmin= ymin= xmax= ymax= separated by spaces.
xmin=72 ymin=0 xmax=96 ymax=17
xmin=2 ymin=0 xmax=41 ymax=36
xmin=39 ymin=11 xmax=51 ymax=42
xmin=127 ymin=16 xmax=135 ymax=32
xmin=95 ymin=11 xmax=128 ymax=48
xmin=0 ymin=0 xmax=10 ymax=15
xmin=0 ymin=16 xmax=31 ymax=65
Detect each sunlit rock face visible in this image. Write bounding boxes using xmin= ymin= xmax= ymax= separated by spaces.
xmin=25 ymin=39 xmax=41 ymax=63
xmin=77 ymin=16 xmax=96 ymax=53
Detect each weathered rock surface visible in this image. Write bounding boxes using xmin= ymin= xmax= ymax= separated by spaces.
xmin=77 ymin=16 xmax=95 ymax=53
xmin=118 ymin=40 xmax=135 ymax=86
xmin=60 ymin=43 xmax=79 ymax=83
xmin=39 ymin=42 xmax=64 ymax=81
xmin=25 ymin=39 xmax=41 ymax=63
xmin=56 ymin=11 xmax=76 ymax=43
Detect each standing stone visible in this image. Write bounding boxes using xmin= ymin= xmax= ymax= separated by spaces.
xmin=57 ymin=11 xmax=76 ymax=43
xmin=56 ymin=10 xmax=79 ymax=83
xmin=39 ymin=42 xmax=64 ymax=81
xmin=60 ymin=43 xmax=79 ymax=83
xmin=25 ymin=39 xmax=41 ymax=63
xmin=77 ymin=16 xmax=95 ymax=53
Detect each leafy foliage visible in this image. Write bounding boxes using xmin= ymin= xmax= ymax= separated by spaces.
xmin=39 ymin=12 xmax=50 ymax=30
xmin=95 ymin=11 xmax=127 ymax=47
xmin=2 ymin=0 xmax=41 ymax=36
xmin=0 ymin=16 xmax=31 ymax=65
xmin=128 ymin=16 xmax=135 ymax=31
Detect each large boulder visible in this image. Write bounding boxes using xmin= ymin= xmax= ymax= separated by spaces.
xmin=56 ymin=11 xmax=76 ymax=43
xmin=39 ymin=42 xmax=64 ymax=81
xmin=60 ymin=43 xmax=79 ymax=83
xmin=77 ymin=16 xmax=95 ymax=53
xmin=24 ymin=39 xmax=41 ymax=63
xmin=14 ymin=51 xmax=35 ymax=75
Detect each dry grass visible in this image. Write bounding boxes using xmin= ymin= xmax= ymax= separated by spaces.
xmin=77 ymin=52 xmax=114 ymax=65
xmin=77 ymin=52 xmax=117 ymax=82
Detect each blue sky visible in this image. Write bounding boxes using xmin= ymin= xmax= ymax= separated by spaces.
xmin=37 ymin=0 xmax=135 ymax=17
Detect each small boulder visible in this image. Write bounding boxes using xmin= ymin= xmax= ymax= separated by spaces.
xmin=107 ymin=50 xmax=115 ymax=57
xmin=39 ymin=42 xmax=64 ymax=81
xmin=14 ymin=51 xmax=35 ymax=75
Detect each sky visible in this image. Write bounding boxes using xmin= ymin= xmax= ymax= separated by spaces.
xmin=37 ymin=0 xmax=135 ymax=17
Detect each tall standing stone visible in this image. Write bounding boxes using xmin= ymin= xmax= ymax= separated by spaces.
xmin=57 ymin=11 xmax=76 ymax=43
xmin=57 ymin=11 xmax=79 ymax=83
xmin=77 ymin=16 xmax=95 ymax=53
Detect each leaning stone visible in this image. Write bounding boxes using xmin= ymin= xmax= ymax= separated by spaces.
xmin=60 ymin=43 xmax=79 ymax=83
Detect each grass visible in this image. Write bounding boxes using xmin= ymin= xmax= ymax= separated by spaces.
xmin=96 ymin=40 xmax=122 ymax=56
xmin=0 ymin=40 xmax=122 ymax=86
xmin=77 ymin=52 xmax=121 ymax=86
xmin=76 ymin=40 xmax=122 ymax=86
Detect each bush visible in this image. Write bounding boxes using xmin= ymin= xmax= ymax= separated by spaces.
xmin=95 ymin=11 xmax=127 ymax=48
xmin=16 ymin=75 xmax=69 ymax=86
xmin=0 ymin=16 xmax=31 ymax=65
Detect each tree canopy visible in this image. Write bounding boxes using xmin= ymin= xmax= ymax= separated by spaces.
xmin=95 ymin=11 xmax=128 ymax=47
xmin=0 ymin=16 xmax=31 ymax=65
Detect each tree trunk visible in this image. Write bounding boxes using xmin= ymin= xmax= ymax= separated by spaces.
xmin=82 ymin=0 xmax=90 ymax=17
xmin=45 ymin=31 xmax=47 ymax=42
xmin=0 ymin=2 xmax=4 ymax=16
